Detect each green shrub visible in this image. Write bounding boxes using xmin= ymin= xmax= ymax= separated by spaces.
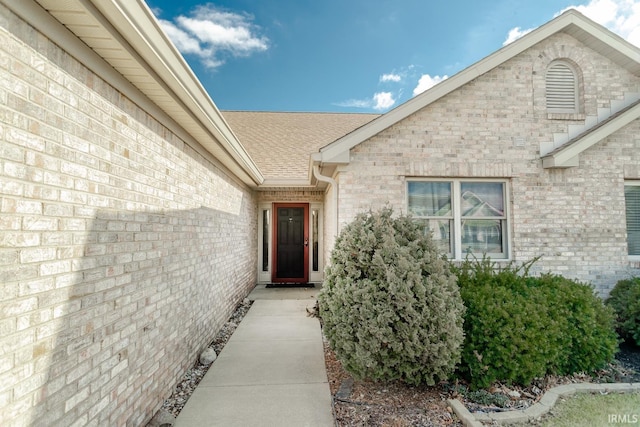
xmin=534 ymin=274 xmax=618 ymax=375
xmin=453 ymin=257 xmax=618 ymax=389
xmin=606 ymin=278 xmax=640 ymax=346
xmin=318 ymin=208 xmax=465 ymax=386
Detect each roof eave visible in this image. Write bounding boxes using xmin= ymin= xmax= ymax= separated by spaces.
xmin=258 ymin=179 xmax=317 ymax=189
xmin=91 ymin=0 xmax=264 ymax=186
xmin=541 ymin=102 xmax=640 ymax=168
xmin=9 ymin=0 xmax=264 ymax=187
xmin=317 ymin=9 xmax=640 ymax=164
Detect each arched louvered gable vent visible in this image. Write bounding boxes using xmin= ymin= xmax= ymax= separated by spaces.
xmin=546 ymin=61 xmax=578 ymax=112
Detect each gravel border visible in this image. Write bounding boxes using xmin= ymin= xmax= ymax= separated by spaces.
xmin=148 ymin=299 xmax=253 ymax=426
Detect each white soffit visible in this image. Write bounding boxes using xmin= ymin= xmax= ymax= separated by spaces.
xmin=11 ymin=0 xmax=263 ymax=187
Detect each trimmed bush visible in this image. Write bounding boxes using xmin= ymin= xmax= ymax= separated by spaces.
xmin=453 ymin=257 xmax=618 ymax=389
xmin=318 ymin=208 xmax=465 ymax=386
xmin=606 ymin=278 xmax=640 ymax=346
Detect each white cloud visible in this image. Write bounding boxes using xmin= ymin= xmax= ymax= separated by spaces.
xmin=156 ymin=5 xmax=269 ymax=69
xmin=503 ymin=26 xmax=534 ymax=46
xmin=373 ymin=92 xmax=396 ymax=110
xmin=557 ymin=0 xmax=640 ymax=47
xmin=504 ymin=0 xmax=640 ymax=47
xmin=380 ymin=73 xmax=402 ymax=82
xmin=159 ymin=19 xmax=209 ymax=56
xmin=558 ymin=0 xmax=620 ymax=23
xmin=412 ymin=74 xmax=448 ymax=96
xmin=334 ymin=98 xmax=372 ymax=109
xmin=335 ymin=92 xmax=396 ymax=111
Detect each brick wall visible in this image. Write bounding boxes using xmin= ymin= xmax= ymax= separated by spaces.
xmin=258 ymin=189 xmax=324 ymax=203
xmin=338 ymin=33 xmax=640 ymax=294
xmin=0 ymin=7 xmax=257 ymax=426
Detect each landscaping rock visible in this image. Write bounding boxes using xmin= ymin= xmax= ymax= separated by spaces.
xmin=148 ymin=409 xmax=175 ymax=427
xmin=508 ymin=390 xmax=522 ymax=399
xmin=199 ymin=348 xmax=217 ymax=365
xmin=155 ymin=299 xmax=253 ymax=421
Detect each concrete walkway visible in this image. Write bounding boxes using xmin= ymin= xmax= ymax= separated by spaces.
xmin=174 ymin=285 xmax=334 ymax=427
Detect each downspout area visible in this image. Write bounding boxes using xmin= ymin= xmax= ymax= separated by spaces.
xmin=312 ymin=164 xmax=339 ymax=240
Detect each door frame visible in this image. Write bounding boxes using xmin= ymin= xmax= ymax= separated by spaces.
xmin=272 ymin=203 xmax=309 ymax=283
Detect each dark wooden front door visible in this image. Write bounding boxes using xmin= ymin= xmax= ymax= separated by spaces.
xmin=273 ymin=204 xmax=308 ymax=283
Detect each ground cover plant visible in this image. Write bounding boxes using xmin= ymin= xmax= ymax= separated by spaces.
xmin=452 ymin=257 xmax=618 ymax=389
xmin=318 ymin=207 xmax=465 ymax=386
xmin=606 ymin=277 xmax=640 ymax=346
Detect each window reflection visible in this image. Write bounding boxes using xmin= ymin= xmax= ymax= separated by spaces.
xmin=408 ymin=180 xmax=507 ymax=258
xmin=312 ymin=209 xmax=319 ymax=271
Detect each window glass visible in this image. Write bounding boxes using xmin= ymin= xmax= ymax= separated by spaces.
xmin=408 ymin=181 xmax=452 ymax=217
xmin=460 ymin=182 xmax=504 ymax=217
xmin=415 ymin=218 xmax=452 ymax=254
xmin=409 ymin=182 xmax=453 ymax=254
xmin=625 ymin=184 xmax=640 ymax=256
xmin=408 ymin=180 xmax=507 ymax=259
xmin=461 ymin=219 xmax=503 ymax=255
xmin=312 ymin=209 xmax=319 ymax=271
xmin=262 ymin=209 xmax=270 ymax=271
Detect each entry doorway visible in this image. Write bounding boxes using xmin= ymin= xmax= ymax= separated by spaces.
xmin=272 ymin=203 xmax=309 ymax=283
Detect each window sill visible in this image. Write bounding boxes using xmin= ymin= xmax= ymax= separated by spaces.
xmin=448 ymin=256 xmax=511 ymax=263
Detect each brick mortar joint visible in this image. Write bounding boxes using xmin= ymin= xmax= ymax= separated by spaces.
xmin=447 ymin=382 xmax=640 ymax=426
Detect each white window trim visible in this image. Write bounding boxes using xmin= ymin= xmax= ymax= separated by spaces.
xmin=406 ymin=178 xmax=511 ymax=261
xmin=625 ymin=181 xmax=640 ymax=261
xmin=309 ymin=202 xmax=324 ymax=283
xmin=257 ymin=202 xmax=272 ymax=284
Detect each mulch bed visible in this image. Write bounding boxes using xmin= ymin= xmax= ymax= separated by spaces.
xmin=614 ymin=341 xmax=640 ymax=382
xmin=324 ymin=341 xmax=461 ymax=426
xmin=324 ymin=339 xmax=640 ymax=426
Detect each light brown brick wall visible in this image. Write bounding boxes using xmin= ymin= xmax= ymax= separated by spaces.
xmin=337 ymin=33 xmax=640 ymax=294
xmin=258 ymin=189 xmax=324 ymax=203
xmin=0 ymin=7 xmax=257 ymax=426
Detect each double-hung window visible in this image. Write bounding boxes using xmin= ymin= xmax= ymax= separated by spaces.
xmin=408 ymin=179 xmax=509 ymax=259
xmin=625 ymin=182 xmax=640 ymax=257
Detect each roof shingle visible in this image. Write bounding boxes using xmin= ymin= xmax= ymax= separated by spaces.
xmin=222 ymin=111 xmax=379 ymax=182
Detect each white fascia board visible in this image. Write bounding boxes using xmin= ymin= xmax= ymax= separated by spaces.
xmin=542 ymin=155 xmax=579 ymax=168
xmin=319 ymin=150 xmax=351 ymax=164
xmin=89 ymin=0 xmax=264 ymax=185
xmin=571 ymin=11 xmax=640 ymax=68
xmin=258 ymin=179 xmax=317 ymax=188
xmin=317 ymin=10 xmax=636 ymax=165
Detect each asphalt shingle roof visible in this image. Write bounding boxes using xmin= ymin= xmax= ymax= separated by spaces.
xmin=222 ymin=111 xmax=380 ymax=182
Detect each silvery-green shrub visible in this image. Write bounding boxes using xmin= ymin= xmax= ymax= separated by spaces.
xmin=318 ymin=208 xmax=464 ymax=385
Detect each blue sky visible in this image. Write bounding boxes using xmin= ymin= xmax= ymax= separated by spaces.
xmin=146 ymin=0 xmax=640 ymax=112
